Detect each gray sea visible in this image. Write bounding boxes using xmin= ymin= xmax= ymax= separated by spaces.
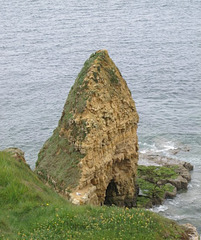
xmin=0 ymin=0 xmax=201 ymax=233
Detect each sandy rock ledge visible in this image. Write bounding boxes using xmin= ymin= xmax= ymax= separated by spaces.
xmin=182 ymin=223 xmax=200 ymax=240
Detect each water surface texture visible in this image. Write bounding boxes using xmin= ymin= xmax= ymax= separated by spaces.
xmin=0 ymin=0 xmax=201 ymax=232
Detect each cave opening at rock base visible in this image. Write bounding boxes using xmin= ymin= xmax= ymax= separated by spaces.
xmin=104 ymin=179 xmax=119 ymax=206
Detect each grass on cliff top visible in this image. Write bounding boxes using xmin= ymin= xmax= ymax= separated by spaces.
xmin=0 ymin=152 xmax=189 ymax=240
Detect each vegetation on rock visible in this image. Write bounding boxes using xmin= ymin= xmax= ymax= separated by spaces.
xmin=137 ymin=165 xmax=185 ymax=208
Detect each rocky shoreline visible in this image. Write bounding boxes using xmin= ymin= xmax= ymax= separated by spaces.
xmin=137 ymin=152 xmax=193 ymax=207
xmin=137 ymin=152 xmax=200 ymax=240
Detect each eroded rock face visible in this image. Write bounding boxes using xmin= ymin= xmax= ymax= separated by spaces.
xmin=36 ymin=50 xmax=139 ymax=207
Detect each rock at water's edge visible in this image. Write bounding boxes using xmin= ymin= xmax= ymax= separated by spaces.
xmin=137 ymin=153 xmax=193 ymax=208
xmin=35 ymin=50 xmax=139 ymax=207
xmin=182 ymin=223 xmax=200 ymax=240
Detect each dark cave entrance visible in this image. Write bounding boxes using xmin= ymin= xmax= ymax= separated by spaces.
xmin=104 ymin=180 xmax=119 ymax=206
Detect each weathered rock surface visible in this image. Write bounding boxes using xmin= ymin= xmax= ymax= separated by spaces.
xmin=35 ymin=50 xmax=139 ymax=207
xmin=182 ymin=223 xmax=200 ymax=240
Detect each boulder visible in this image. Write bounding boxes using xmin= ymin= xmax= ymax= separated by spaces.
xmin=182 ymin=223 xmax=200 ymax=240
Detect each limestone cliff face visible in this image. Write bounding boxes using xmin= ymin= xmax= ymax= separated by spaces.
xmin=36 ymin=50 xmax=139 ymax=207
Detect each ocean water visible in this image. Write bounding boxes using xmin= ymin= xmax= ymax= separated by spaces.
xmin=0 ymin=0 xmax=201 ymax=233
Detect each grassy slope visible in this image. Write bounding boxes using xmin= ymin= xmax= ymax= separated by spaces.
xmin=0 ymin=152 xmax=189 ymax=240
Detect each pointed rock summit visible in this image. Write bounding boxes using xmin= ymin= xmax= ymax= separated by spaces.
xmin=36 ymin=50 xmax=139 ymax=207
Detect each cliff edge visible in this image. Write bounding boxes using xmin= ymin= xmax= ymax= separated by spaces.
xmin=35 ymin=50 xmax=139 ymax=207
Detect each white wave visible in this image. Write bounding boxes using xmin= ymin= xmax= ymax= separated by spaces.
xmin=150 ymin=205 xmax=168 ymax=213
xmin=171 ymin=215 xmax=185 ymax=221
xmin=140 ymin=149 xmax=148 ymax=154
xmin=188 ymin=183 xmax=193 ymax=188
xmin=139 ymin=138 xmax=190 ymax=157
xmin=167 ymin=199 xmax=180 ymax=206
xmin=163 ymin=142 xmax=176 ymax=151
xmin=154 ymin=139 xmax=177 ymax=153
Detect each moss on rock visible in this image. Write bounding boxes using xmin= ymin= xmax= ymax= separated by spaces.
xmin=137 ymin=165 xmax=179 ymax=208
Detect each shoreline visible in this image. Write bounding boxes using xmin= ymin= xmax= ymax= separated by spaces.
xmin=138 ymin=151 xmax=200 ymax=239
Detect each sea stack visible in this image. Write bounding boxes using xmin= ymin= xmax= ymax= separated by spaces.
xmin=36 ymin=50 xmax=139 ymax=207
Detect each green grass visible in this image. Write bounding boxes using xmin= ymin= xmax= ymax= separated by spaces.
xmin=36 ymin=129 xmax=84 ymax=190
xmin=0 ymin=152 xmax=189 ymax=239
